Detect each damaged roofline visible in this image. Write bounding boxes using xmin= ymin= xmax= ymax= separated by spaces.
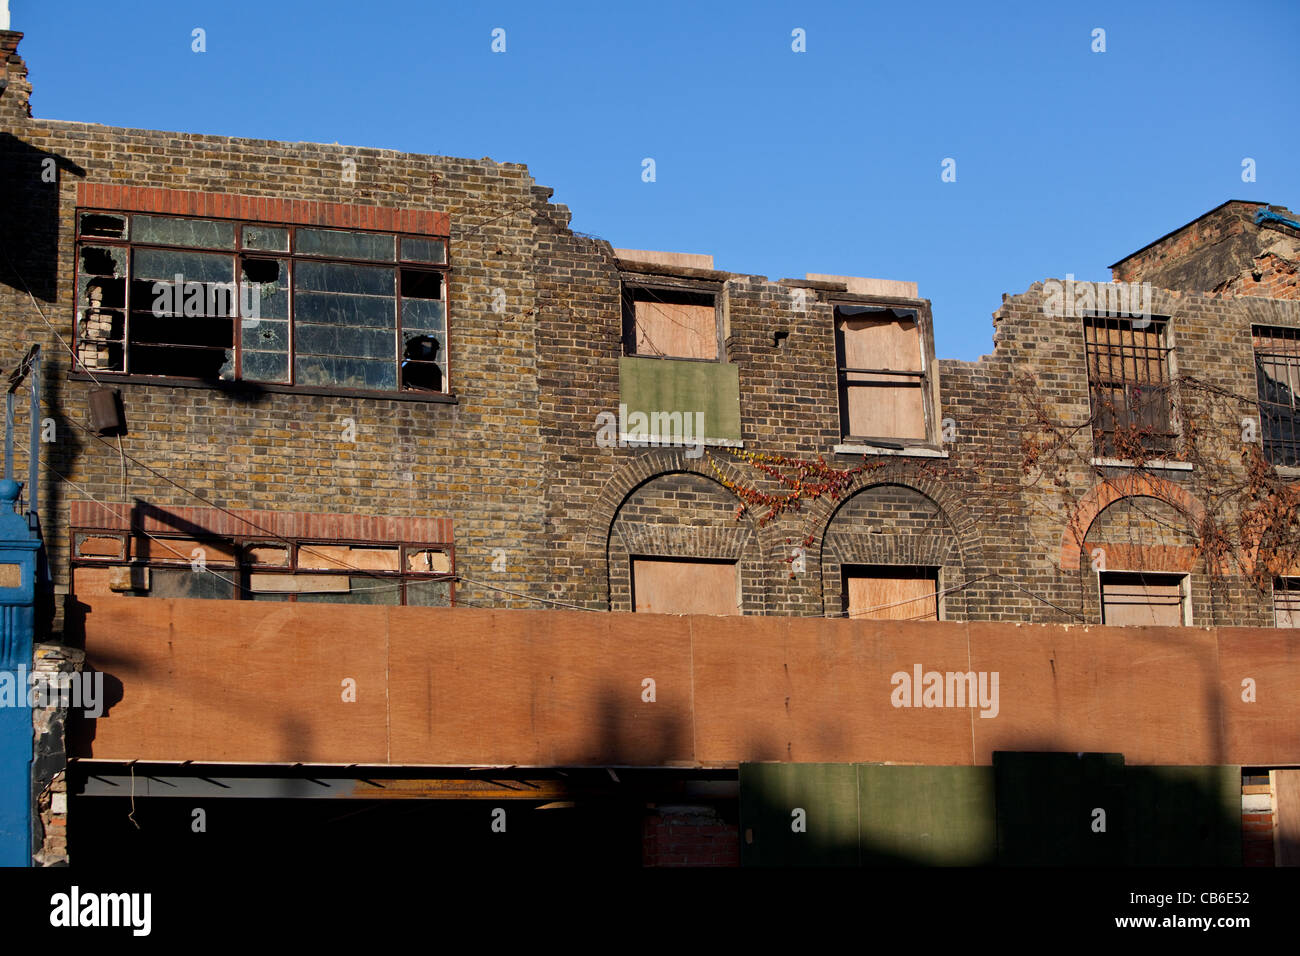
xmin=1106 ymin=199 xmax=1275 ymax=269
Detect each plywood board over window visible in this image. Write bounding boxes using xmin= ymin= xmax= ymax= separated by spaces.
xmin=632 ymin=557 xmax=739 ymax=615
xmin=626 ymin=287 xmax=719 ymax=361
xmin=836 ymin=307 xmax=927 ymax=441
xmin=1100 ymin=572 xmax=1187 ymax=626
xmin=843 ymin=566 xmax=938 ymax=621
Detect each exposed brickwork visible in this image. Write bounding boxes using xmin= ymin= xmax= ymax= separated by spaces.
xmin=3 ymin=30 xmax=1298 ymax=865
xmin=642 ymin=806 xmax=739 ymax=867
xmin=1111 ymin=200 xmax=1300 ymax=301
xmin=70 ymin=501 xmax=452 ymax=543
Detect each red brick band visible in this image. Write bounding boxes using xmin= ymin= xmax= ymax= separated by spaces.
xmin=70 ymin=500 xmax=451 ymax=544
xmin=76 ymin=183 xmax=449 ymax=237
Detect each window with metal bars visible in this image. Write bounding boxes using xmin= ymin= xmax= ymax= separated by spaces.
xmin=73 ymin=210 xmax=450 ymax=394
xmin=1083 ymin=316 xmax=1176 ymax=459
xmin=1253 ymin=326 xmax=1300 ymax=468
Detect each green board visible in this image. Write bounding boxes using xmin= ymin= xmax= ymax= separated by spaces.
xmin=858 ymin=764 xmax=997 ymax=866
xmin=618 ymin=357 xmax=741 ymax=443
xmin=739 ymin=763 xmax=859 ymax=866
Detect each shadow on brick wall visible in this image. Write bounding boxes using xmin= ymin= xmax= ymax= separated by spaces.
xmin=0 ymin=132 xmax=84 ymax=302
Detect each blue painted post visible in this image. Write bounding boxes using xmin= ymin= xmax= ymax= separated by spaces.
xmin=0 ymin=478 xmax=39 ymax=866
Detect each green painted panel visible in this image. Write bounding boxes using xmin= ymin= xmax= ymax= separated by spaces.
xmin=618 ymin=357 xmax=741 ymax=443
xmin=994 ymin=752 xmax=1127 ymax=866
xmin=739 ymin=763 xmax=859 ymax=867
xmin=858 ymin=765 xmax=996 ymax=866
xmin=1124 ymin=766 xmax=1241 ymax=866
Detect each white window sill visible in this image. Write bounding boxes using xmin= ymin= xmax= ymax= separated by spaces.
xmin=834 ymin=444 xmax=949 ymax=459
xmin=618 ymin=434 xmax=743 ymax=449
xmin=1090 ymin=457 xmax=1193 ymax=471
xmin=1276 ymin=465 xmax=1300 ymax=479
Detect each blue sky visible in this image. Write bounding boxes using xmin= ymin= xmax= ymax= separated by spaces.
xmin=13 ymin=0 xmax=1300 ymax=360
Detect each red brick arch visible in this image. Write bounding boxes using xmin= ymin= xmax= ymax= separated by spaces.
xmin=1059 ymin=475 xmax=1207 ymax=570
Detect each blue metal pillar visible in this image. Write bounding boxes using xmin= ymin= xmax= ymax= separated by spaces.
xmin=0 ymin=346 xmax=42 ymax=867
xmin=0 ymin=478 xmax=39 ymax=866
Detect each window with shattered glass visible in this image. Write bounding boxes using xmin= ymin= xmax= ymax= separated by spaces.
xmin=73 ymin=211 xmax=450 ymax=394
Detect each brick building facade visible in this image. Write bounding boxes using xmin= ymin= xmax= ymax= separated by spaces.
xmin=3 ymin=27 xmax=1298 ymax=866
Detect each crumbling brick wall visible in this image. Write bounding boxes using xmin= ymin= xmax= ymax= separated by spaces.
xmin=1111 ymin=200 xmax=1300 ymax=301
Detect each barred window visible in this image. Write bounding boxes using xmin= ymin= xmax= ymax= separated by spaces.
xmin=1253 ymin=326 xmax=1300 ymax=468
xmin=1084 ymin=316 xmax=1176 ymax=459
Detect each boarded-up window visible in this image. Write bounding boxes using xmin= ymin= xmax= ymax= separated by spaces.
xmin=1276 ymin=578 xmax=1300 ymax=628
xmin=625 ymin=287 xmax=718 ymax=360
xmin=632 ymin=557 xmax=739 ymax=615
xmin=843 ymin=566 xmax=938 ymax=621
xmin=835 ymin=306 xmax=927 ymax=441
xmin=1084 ymin=317 xmax=1176 ymax=458
xmin=1254 ymin=327 xmax=1300 ymax=468
xmin=1100 ymin=572 xmax=1187 ymax=626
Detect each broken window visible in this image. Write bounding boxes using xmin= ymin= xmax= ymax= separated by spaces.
xmin=69 ymin=529 xmax=455 ymax=606
xmin=400 ymin=237 xmax=447 ymax=264
xmin=842 ymin=565 xmax=938 ymax=621
xmin=1084 ymin=317 xmax=1176 ymax=459
xmin=623 ymin=285 xmax=720 ymax=360
xmin=835 ymin=306 xmax=928 ymax=442
xmin=1276 ymin=578 xmax=1300 ymax=628
xmin=399 ymin=268 xmax=445 ymax=391
xmin=296 ymin=227 xmax=395 ymax=261
xmin=72 ymin=208 xmax=451 ymax=394
xmin=1099 ymin=571 xmax=1188 ymax=626
xmin=129 ymin=248 xmax=236 ymax=379
xmin=1253 ymin=326 xmax=1300 ymax=468
xmin=293 ymin=261 xmax=397 ymax=389
xmin=239 ymin=257 xmax=290 ymax=383
xmin=631 ymin=557 xmax=739 ymax=615
xmin=76 ymin=245 xmax=127 ymax=373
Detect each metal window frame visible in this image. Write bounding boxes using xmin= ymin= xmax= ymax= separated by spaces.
xmin=73 ymin=209 xmax=452 ymax=397
xmin=1251 ymin=325 xmax=1300 ymax=468
xmin=68 ymin=527 xmax=456 ymax=606
xmin=1082 ymin=314 xmax=1178 ymax=458
xmin=832 ymin=303 xmax=935 ymax=446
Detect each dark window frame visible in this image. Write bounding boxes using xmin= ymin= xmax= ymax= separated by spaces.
xmin=69 ymin=528 xmax=456 ymax=606
xmin=833 ymin=303 xmax=935 ymax=446
xmin=1083 ymin=315 xmax=1178 ymax=460
xmin=620 ymin=277 xmax=725 ymax=363
xmin=1252 ymin=325 xmax=1300 ymax=468
xmin=73 ymin=209 xmax=452 ymax=397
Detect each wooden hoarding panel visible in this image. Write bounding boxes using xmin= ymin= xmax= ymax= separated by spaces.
xmin=968 ymin=622 xmax=1221 ymax=766
xmin=387 ymin=607 xmax=693 ymax=767
xmin=79 ymin=597 xmax=389 ymax=764
xmin=691 ymin=616 xmax=974 ymax=766
xmin=1217 ymin=628 xmax=1300 ymax=766
xmin=76 ymin=602 xmax=1300 ymax=769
